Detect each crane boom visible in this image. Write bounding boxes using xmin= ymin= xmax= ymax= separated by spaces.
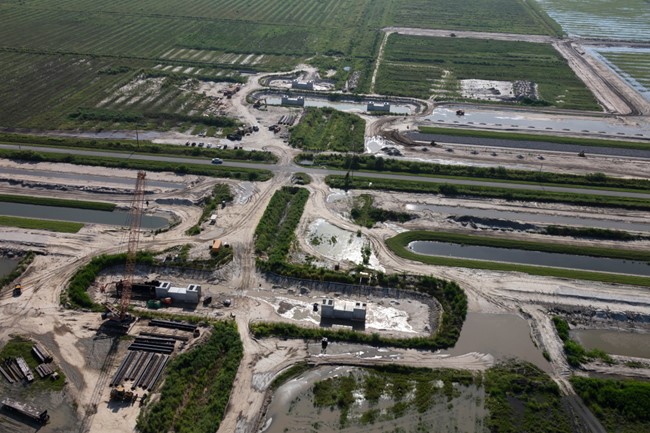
xmin=120 ymin=171 xmax=146 ymax=319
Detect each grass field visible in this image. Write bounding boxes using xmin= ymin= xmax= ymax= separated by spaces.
xmin=377 ymin=35 xmax=600 ymax=110
xmin=289 ymin=108 xmax=365 ymax=152
xmin=0 ymin=0 xmax=565 ymax=130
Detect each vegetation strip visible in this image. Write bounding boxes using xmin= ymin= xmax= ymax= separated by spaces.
xmin=385 ymin=233 xmax=650 ymax=287
xmin=571 ymin=376 xmax=650 ymax=433
xmin=325 ymin=175 xmax=650 ymax=211
xmin=0 ymin=216 xmax=84 ymax=233
xmin=0 ymin=149 xmax=273 ymax=181
xmin=302 ymin=153 xmax=650 ymax=192
xmin=136 ymin=321 xmax=243 ymax=433
xmin=351 ymin=193 xmax=415 ymax=228
xmin=0 ymin=193 xmax=115 ymax=211
xmin=0 ymin=132 xmax=277 ymax=163
xmin=390 ymin=230 xmax=650 ymax=262
xmin=419 ymin=126 xmax=650 ymax=152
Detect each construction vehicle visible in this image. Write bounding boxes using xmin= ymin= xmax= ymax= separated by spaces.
xmin=13 ymin=283 xmax=22 ymax=296
xmin=110 ymin=385 xmax=137 ymax=402
xmin=102 ymin=171 xmax=146 ymax=332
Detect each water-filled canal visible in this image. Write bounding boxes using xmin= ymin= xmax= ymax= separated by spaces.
xmin=409 ymin=240 xmax=650 ymax=276
xmin=0 ymin=203 xmax=168 ymax=229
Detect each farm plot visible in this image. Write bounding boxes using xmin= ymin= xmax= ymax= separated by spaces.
xmin=388 ymin=0 xmax=562 ymax=36
xmin=376 ymin=35 xmax=600 ymax=110
xmin=595 ymin=49 xmax=650 ymax=100
xmin=535 ymin=0 xmax=650 ymax=41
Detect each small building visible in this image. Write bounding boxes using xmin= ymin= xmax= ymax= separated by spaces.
xmin=367 ymin=101 xmax=391 ymax=112
xmin=291 ymin=80 xmax=314 ymax=90
xmin=155 ymin=281 xmax=201 ymax=304
xmin=211 ymin=239 xmax=222 ymax=253
xmin=281 ymin=96 xmax=305 ymax=106
xmin=321 ymin=298 xmax=366 ymax=322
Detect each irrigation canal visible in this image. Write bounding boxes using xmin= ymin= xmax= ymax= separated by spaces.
xmin=0 ymin=202 xmax=168 ymax=229
xmin=408 ymin=241 xmax=650 ymax=276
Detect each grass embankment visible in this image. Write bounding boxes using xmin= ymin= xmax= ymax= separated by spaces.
xmin=418 ymin=126 xmax=650 ymax=152
xmin=571 ymin=376 xmax=650 ymax=433
xmin=1 ymin=149 xmax=273 ymax=181
xmin=289 ymin=107 xmax=365 ymax=152
xmin=351 ymin=194 xmax=415 ymax=228
xmin=0 ymin=251 xmax=34 ymax=289
xmin=326 ymin=175 xmax=650 ymax=211
xmin=552 ymin=317 xmax=613 ymax=367
xmin=137 ymin=321 xmax=243 ymax=433
xmin=0 ymin=132 xmax=277 ymax=163
xmin=544 ymin=226 xmax=639 ymax=241
xmin=0 ymin=336 xmax=66 ymax=391
xmin=304 ymin=153 xmax=650 ymax=192
xmin=0 ymin=216 xmax=84 ymax=233
xmin=385 ymin=232 xmax=650 ymax=287
xmin=0 ymin=193 xmax=115 ymax=211
xmin=186 ymin=184 xmax=234 ymax=235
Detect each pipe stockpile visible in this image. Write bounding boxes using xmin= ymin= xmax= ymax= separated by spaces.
xmin=111 ymin=350 xmax=170 ymax=391
xmin=0 ymin=365 xmax=14 ymax=384
xmin=144 ymin=355 xmax=169 ymax=391
xmin=128 ymin=336 xmax=176 ymax=354
xmin=148 ymin=319 xmax=197 ymax=333
xmin=134 ymin=354 xmax=159 ymax=389
xmin=32 ymin=344 xmax=53 ymax=364
xmin=35 ymin=363 xmax=55 ymax=378
xmin=110 ymin=350 xmax=137 ymax=387
xmin=139 ymin=331 xmax=189 ymax=342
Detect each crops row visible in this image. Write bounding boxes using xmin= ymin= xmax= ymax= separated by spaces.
xmin=597 ymin=49 xmax=650 ymax=94
xmin=377 ymin=35 xmax=600 ymax=110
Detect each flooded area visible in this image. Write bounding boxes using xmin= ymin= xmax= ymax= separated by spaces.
xmin=306 ymin=218 xmax=384 ymax=271
xmin=441 ymin=313 xmax=551 ymax=372
xmin=571 ymin=329 xmax=650 ymax=358
xmin=421 ymin=107 xmax=649 ymax=138
xmin=0 ymin=257 xmax=19 ymax=278
xmin=588 ymin=47 xmax=650 ymax=103
xmin=535 ymin=0 xmax=650 ymax=41
xmin=408 ymin=240 xmax=650 ymax=276
xmin=406 ymin=203 xmax=650 ymax=233
xmin=0 ymin=203 xmax=169 ymax=229
xmin=261 ymin=365 xmax=487 ymax=433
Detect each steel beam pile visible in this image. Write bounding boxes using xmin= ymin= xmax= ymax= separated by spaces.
xmin=32 ymin=344 xmax=53 ymax=363
xmin=128 ymin=336 xmax=176 ymax=354
xmin=148 ymin=319 xmax=197 ymax=333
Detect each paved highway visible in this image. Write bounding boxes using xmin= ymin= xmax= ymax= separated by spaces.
xmin=2 ymin=143 xmax=650 ymax=199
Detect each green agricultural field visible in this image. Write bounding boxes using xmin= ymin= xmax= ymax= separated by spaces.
xmin=0 ymin=0 xmax=566 ymax=130
xmin=377 ymin=35 xmax=600 ymax=110
xmin=598 ymin=50 xmax=650 ymax=93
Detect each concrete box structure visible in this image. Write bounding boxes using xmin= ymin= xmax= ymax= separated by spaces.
xmin=367 ymin=101 xmax=390 ymax=112
xmin=321 ymin=298 xmax=366 ymax=322
xmin=291 ymin=80 xmax=314 ymax=90
xmin=281 ymin=96 xmax=305 ymax=106
xmin=155 ymin=281 xmax=201 ymax=304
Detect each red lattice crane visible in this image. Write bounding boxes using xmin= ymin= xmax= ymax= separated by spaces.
xmin=119 ymin=170 xmax=146 ymax=320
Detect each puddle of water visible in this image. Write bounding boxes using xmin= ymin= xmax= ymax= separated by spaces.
xmin=571 ymin=329 xmax=650 ymax=358
xmin=442 ymin=313 xmax=551 ymax=371
xmin=262 ymin=366 xmax=486 ymax=433
xmin=326 ymin=188 xmax=350 ymax=203
xmin=407 ymin=203 xmax=650 ymax=233
xmin=306 ymin=219 xmax=384 ymax=271
xmin=0 ymin=203 xmax=168 ymax=229
xmin=409 ymin=240 xmax=650 ymax=276
xmin=0 ymin=257 xmax=19 ymax=278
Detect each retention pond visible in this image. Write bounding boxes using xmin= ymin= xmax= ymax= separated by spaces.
xmin=408 ymin=241 xmax=650 ymax=276
xmin=0 ymin=203 xmax=168 ymax=229
xmin=571 ymin=329 xmax=650 ymax=358
xmin=0 ymin=257 xmax=19 ymax=278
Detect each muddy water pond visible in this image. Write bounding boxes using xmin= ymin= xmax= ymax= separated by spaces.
xmin=408 ymin=241 xmax=650 ymax=276
xmin=261 ymin=365 xmax=486 ymax=433
xmin=407 ymin=203 xmax=650 ymax=233
xmin=0 ymin=257 xmax=19 ymax=278
xmin=0 ymin=203 xmax=168 ymax=229
xmin=571 ymin=329 xmax=650 ymax=358
xmin=442 ymin=313 xmax=551 ymax=372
